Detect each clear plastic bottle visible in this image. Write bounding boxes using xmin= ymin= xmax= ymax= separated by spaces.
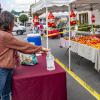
xmin=46 ymin=51 xmax=55 ymax=71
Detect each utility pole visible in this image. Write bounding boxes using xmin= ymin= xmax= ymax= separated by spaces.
xmin=35 ymin=0 xmax=36 ymax=3
xmin=0 ymin=3 xmax=2 ymax=13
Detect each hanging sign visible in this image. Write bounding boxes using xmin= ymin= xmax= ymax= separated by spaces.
xmin=48 ymin=12 xmax=56 ymax=27
xmin=70 ymin=10 xmax=76 ymax=26
xmin=33 ymin=16 xmax=39 ymax=26
xmin=91 ymin=14 xmax=95 ymax=23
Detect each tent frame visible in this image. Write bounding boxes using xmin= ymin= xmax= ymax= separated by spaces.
xmin=43 ymin=0 xmax=72 ymax=70
xmin=32 ymin=0 xmax=73 ymax=70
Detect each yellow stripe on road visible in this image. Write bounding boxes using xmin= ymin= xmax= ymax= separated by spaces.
xmin=55 ymin=58 xmax=100 ymax=100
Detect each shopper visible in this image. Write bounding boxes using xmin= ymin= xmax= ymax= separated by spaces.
xmin=39 ymin=23 xmax=44 ymax=36
xmin=0 ymin=11 xmax=49 ymax=100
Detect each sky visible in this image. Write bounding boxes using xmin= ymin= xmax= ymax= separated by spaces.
xmin=0 ymin=0 xmax=39 ymax=12
xmin=0 ymin=0 xmax=75 ymax=12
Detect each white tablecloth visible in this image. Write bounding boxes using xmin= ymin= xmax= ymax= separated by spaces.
xmin=59 ymin=38 xmax=100 ymax=72
xmin=77 ymin=43 xmax=96 ymax=63
xmin=95 ymin=50 xmax=100 ymax=72
xmin=71 ymin=41 xmax=78 ymax=53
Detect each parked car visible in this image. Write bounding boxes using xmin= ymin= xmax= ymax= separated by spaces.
xmin=26 ymin=23 xmax=32 ymax=27
xmin=12 ymin=24 xmax=26 ymax=35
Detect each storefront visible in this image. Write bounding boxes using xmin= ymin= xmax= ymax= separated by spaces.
xmin=76 ymin=10 xmax=100 ymax=25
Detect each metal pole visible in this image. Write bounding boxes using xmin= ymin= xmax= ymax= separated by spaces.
xmin=91 ymin=10 xmax=95 ymax=34
xmin=46 ymin=7 xmax=49 ymax=49
xmin=68 ymin=5 xmax=71 ymax=70
xmin=35 ymin=0 xmax=36 ymax=4
xmin=0 ymin=3 xmax=2 ymax=13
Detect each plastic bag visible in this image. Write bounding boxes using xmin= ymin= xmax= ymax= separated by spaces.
xmin=19 ymin=53 xmax=38 ymax=65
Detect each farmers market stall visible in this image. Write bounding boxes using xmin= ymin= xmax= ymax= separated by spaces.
xmin=31 ymin=0 xmax=100 ymax=70
xmin=59 ymin=35 xmax=100 ymax=72
xmin=31 ymin=0 xmax=74 ymax=69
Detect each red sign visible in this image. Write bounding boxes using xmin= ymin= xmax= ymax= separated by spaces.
xmin=70 ymin=10 xmax=76 ymax=26
xmin=33 ymin=16 xmax=39 ymax=26
xmin=48 ymin=12 xmax=56 ymax=27
xmin=91 ymin=14 xmax=95 ymax=23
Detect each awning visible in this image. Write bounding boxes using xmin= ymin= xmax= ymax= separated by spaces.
xmin=32 ymin=0 xmax=74 ymax=15
xmin=72 ymin=0 xmax=100 ymax=11
xmin=39 ymin=12 xmax=69 ymax=18
xmin=32 ymin=0 xmax=100 ymax=15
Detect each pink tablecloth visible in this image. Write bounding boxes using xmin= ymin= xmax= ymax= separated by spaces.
xmin=12 ymin=54 xmax=67 ymax=100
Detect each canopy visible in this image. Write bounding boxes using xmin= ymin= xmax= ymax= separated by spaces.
xmin=32 ymin=0 xmax=100 ymax=15
xmin=32 ymin=0 xmax=74 ymax=15
xmin=39 ymin=12 xmax=69 ymax=18
xmin=72 ymin=0 xmax=100 ymax=11
xmin=31 ymin=0 xmax=74 ymax=69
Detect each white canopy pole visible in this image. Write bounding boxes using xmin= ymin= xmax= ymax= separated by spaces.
xmin=46 ymin=6 xmax=49 ymax=49
xmin=68 ymin=4 xmax=71 ymax=70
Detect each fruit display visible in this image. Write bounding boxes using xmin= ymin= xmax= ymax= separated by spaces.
xmin=63 ymin=35 xmax=100 ymax=49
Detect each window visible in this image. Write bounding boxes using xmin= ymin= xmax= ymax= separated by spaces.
xmin=79 ymin=13 xmax=88 ymax=24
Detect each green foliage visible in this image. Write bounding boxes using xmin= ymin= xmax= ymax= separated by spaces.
xmin=57 ymin=21 xmax=65 ymax=29
xmin=19 ymin=14 xmax=29 ymax=24
xmin=11 ymin=10 xmax=20 ymax=15
xmin=94 ymin=25 xmax=100 ymax=28
xmin=21 ymin=11 xmax=25 ymax=13
xmin=78 ymin=24 xmax=100 ymax=32
xmin=78 ymin=24 xmax=91 ymax=32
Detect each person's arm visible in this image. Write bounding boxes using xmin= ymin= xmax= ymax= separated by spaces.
xmin=3 ymin=34 xmax=42 ymax=54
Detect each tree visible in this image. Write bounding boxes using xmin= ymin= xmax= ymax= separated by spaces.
xmin=21 ymin=11 xmax=25 ymax=13
xmin=19 ymin=14 xmax=29 ymax=25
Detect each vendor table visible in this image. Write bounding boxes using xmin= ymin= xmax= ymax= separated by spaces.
xmin=60 ymin=38 xmax=100 ymax=72
xmin=12 ymin=54 xmax=67 ymax=100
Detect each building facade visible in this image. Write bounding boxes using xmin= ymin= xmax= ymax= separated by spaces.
xmin=76 ymin=9 xmax=100 ymax=25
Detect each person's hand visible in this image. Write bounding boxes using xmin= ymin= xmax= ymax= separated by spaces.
xmin=42 ymin=47 xmax=50 ymax=52
xmin=37 ymin=47 xmax=50 ymax=55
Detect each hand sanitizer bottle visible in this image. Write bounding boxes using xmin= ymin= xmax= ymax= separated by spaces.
xmin=46 ymin=51 xmax=55 ymax=71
